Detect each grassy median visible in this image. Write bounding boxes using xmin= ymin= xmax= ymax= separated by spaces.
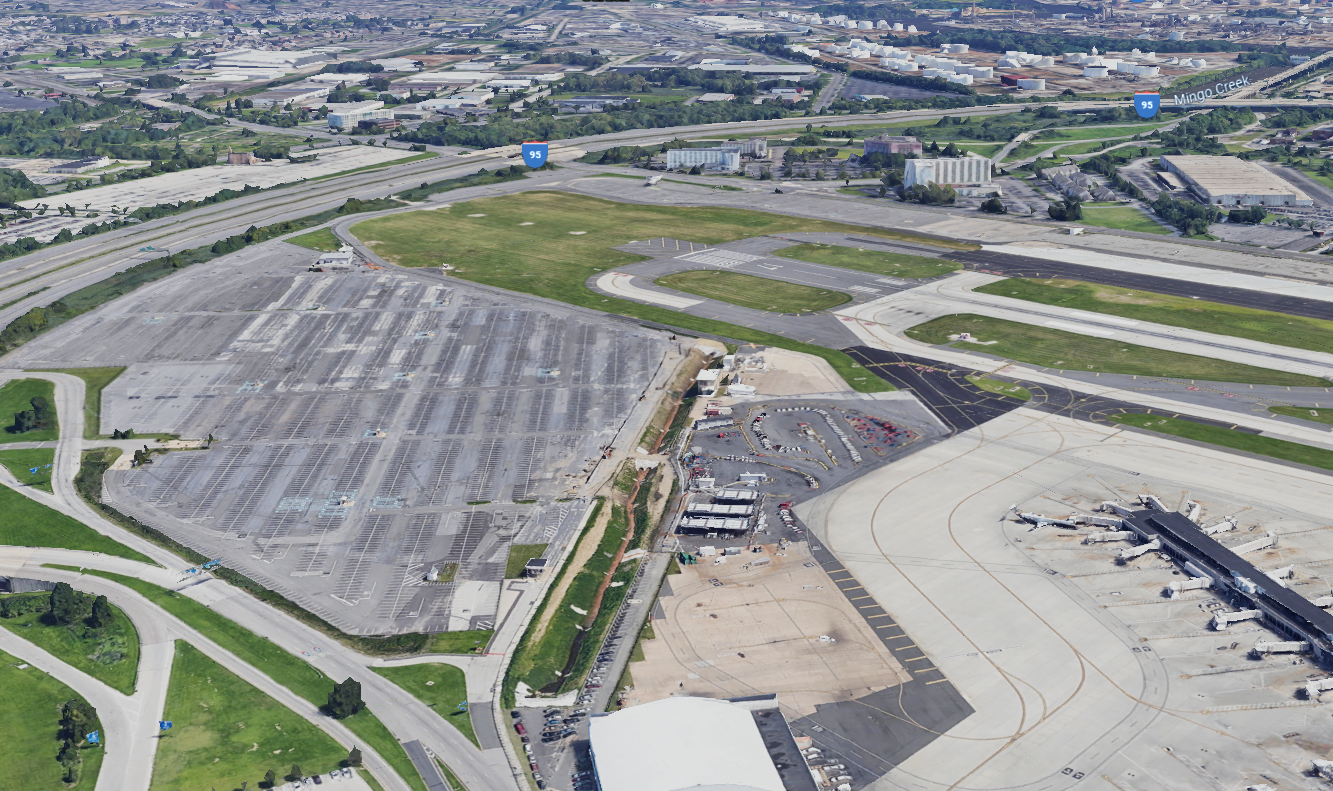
xmin=44 ymin=567 xmax=429 ymax=791
xmin=655 ymin=270 xmax=850 ymax=313
xmin=372 ymin=664 xmax=476 ymax=746
xmin=28 ymin=367 xmax=125 ymax=438
xmin=0 ymin=648 xmax=104 ymax=791
xmin=152 ymin=641 xmax=347 ymax=791
xmin=1270 ymin=405 xmax=1333 ymax=426
xmin=0 ymin=447 xmax=54 ymax=492
xmin=977 ymin=278 xmax=1333 ymax=355
xmin=906 ymin=314 xmax=1331 ymax=387
xmin=772 ymin=242 xmax=960 ymax=279
xmin=0 ymin=592 xmax=140 ymax=695
xmin=0 ymin=484 xmax=151 ymax=562
xmin=1112 ymin=413 xmax=1333 ymax=472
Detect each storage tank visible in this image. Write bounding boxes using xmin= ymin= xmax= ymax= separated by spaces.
xmin=1083 ymin=66 xmax=1109 ymax=77
xmin=876 ymin=19 xmax=890 ymax=29
xmin=1035 ymin=56 xmax=1055 ymax=67
xmin=1064 ymin=52 xmax=1085 ymax=63
xmin=892 ymin=22 xmax=904 ymax=30
xmin=967 ymin=66 xmax=993 ymax=78
xmin=949 ymin=73 xmax=974 ymax=84
xmin=1168 ymin=30 xmax=1184 ymax=40
xmin=858 ymin=20 xmax=873 ymax=28
xmin=1017 ymin=78 xmax=1046 ymax=89
xmin=907 ymin=24 xmax=918 ymax=31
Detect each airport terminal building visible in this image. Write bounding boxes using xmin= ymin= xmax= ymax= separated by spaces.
xmin=1158 ymin=155 xmax=1313 ymax=206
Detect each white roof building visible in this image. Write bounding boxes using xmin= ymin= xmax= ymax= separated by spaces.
xmin=589 ymin=697 xmax=786 ymax=791
xmin=688 ymin=15 xmax=768 ymax=31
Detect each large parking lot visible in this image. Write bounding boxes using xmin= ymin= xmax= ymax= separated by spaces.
xmin=7 ymin=240 xmax=672 ymax=634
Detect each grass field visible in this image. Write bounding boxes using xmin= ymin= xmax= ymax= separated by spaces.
xmin=965 ymin=374 xmax=1031 ymax=400
xmin=425 ymin=630 xmax=493 ymax=654
xmin=772 ymin=242 xmax=960 ymax=279
xmin=151 ymin=641 xmax=347 ymax=791
xmin=1112 ymin=413 xmax=1333 ymax=471
xmin=372 ymin=664 xmax=476 ymax=746
xmin=0 ymin=648 xmax=104 ymax=791
xmin=0 ymin=484 xmax=151 ymax=562
xmin=46 ymin=568 xmax=429 ymax=791
xmin=0 ymin=593 xmax=140 ymax=695
xmin=0 ymin=378 xmax=58 ymax=443
xmin=1031 ymin=124 xmax=1167 ymax=142
xmin=1269 ymin=405 xmax=1333 ymax=425
xmin=906 ymin=314 xmax=1332 ymax=386
xmin=977 ymin=277 xmax=1333 ymax=356
xmin=505 ymin=544 xmax=549 ymax=579
xmin=286 ymin=229 xmax=342 ymax=252
xmin=27 ymin=368 xmax=124 ymax=438
xmin=1073 ymin=207 xmax=1172 ymax=235
xmin=0 ymin=447 xmax=54 ymax=492
xmin=656 ymin=270 xmax=850 ymax=313
xmin=312 ymin=152 xmax=438 ymax=182
xmin=349 ymin=193 xmax=927 ymax=392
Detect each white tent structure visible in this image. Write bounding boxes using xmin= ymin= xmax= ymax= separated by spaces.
xmin=589 ymin=697 xmax=786 ymax=791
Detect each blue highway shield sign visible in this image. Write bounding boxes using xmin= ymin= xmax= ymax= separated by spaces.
xmin=1134 ymin=91 xmax=1160 ymax=119
xmin=521 ymin=141 xmax=548 ymax=168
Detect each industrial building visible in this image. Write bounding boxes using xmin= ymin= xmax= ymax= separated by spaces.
xmin=588 ymin=696 xmax=797 ymax=791
xmin=1158 ymin=155 xmax=1313 ymax=206
xmin=203 ymin=48 xmax=331 ymax=70
xmin=50 ymin=156 xmax=110 ymax=174
xmin=904 ymin=156 xmax=992 ymax=188
xmin=327 ymin=101 xmax=395 ymax=130
xmin=863 ymin=134 xmax=922 ymax=156
xmin=687 ymin=15 xmax=769 ymax=31
xmin=720 ymin=137 xmax=769 ymax=157
xmin=665 ymin=147 xmax=741 ymax=172
xmin=1121 ymin=507 xmax=1333 ymax=659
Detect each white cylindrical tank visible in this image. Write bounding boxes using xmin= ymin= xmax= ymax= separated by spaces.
xmin=1192 ymin=58 xmax=1208 ymax=68
xmin=1064 ymin=52 xmax=1085 ymax=63
xmin=949 ymin=73 xmax=974 ymax=85
xmin=907 ymin=24 xmax=918 ymax=31
xmin=893 ymin=22 xmax=904 ymax=30
xmin=1168 ymin=30 xmax=1184 ymax=40
xmin=1135 ymin=65 xmax=1160 ymax=77
xmin=1017 ymin=78 xmax=1045 ymax=89
xmin=877 ymin=19 xmax=890 ymax=29
xmin=1084 ymin=66 xmax=1109 ymax=77
xmin=968 ymin=66 xmax=993 ymax=78
xmin=897 ymin=62 xmax=919 ymax=71
xmin=858 ymin=20 xmax=873 ymax=29
xmin=1035 ymin=56 xmax=1055 ymax=67
xmin=1116 ymin=61 xmax=1137 ymax=72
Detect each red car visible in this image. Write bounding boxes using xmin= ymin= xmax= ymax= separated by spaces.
xmin=515 ymin=723 xmax=527 ymax=735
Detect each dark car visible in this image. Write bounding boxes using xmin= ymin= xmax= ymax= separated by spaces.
xmin=511 ymin=710 xmax=521 ymax=718
xmin=537 ymin=783 xmax=547 ymax=790
xmin=520 ymin=736 xmax=530 ymax=743
xmin=312 ymin=777 xmax=323 ymax=786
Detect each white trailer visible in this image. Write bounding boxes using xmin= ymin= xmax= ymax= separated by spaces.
xmin=1212 ymin=609 xmax=1262 ymax=630
xmin=1085 ymin=530 xmax=1135 ymax=544
xmin=1118 ymin=538 xmax=1161 ymax=560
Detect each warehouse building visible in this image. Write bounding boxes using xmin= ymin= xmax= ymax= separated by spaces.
xmin=589 ymin=696 xmax=805 ymax=791
xmin=863 ymin=134 xmax=922 ymax=156
xmin=665 ymin=147 xmax=741 ymax=172
xmin=1158 ymin=155 xmax=1312 ymax=206
xmin=327 ymin=101 xmax=395 ymax=130
xmin=720 ymin=136 xmax=769 ymax=157
xmin=904 ymin=156 xmax=991 ymax=188
xmin=50 ymin=156 xmax=111 ymax=174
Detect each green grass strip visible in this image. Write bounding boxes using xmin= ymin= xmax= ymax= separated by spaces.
xmin=655 ymin=270 xmax=849 ymax=313
xmin=1112 ymin=413 xmax=1333 ymax=472
xmin=1269 ymin=405 xmax=1333 ymax=426
xmin=0 ymin=378 xmax=58 ymax=443
xmin=0 ymin=484 xmax=150 ymax=563
xmin=773 ymin=242 xmax=961 ymax=279
xmin=42 ymin=566 xmax=429 ymax=791
xmin=977 ymin=277 xmax=1333 ymax=357
xmin=371 ymin=664 xmax=476 ymax=747
xmin=28 ymin=367 xmax=126 ymax=438
xmin=906 ymin=314 xmax=1331 ymax=387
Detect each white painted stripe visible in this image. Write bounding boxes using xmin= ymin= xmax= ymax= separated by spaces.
xmin=1044 ymin=320 xmax=1117 ymax=337
xmin=1068 ymin=311 xmax=1139 ymax=326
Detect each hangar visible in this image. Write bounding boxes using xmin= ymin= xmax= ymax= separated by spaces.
xmin=1158 ymin=154 xmax=1313 ymax=206
xmin=588 ymin=697 xmax=789 ymax=791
